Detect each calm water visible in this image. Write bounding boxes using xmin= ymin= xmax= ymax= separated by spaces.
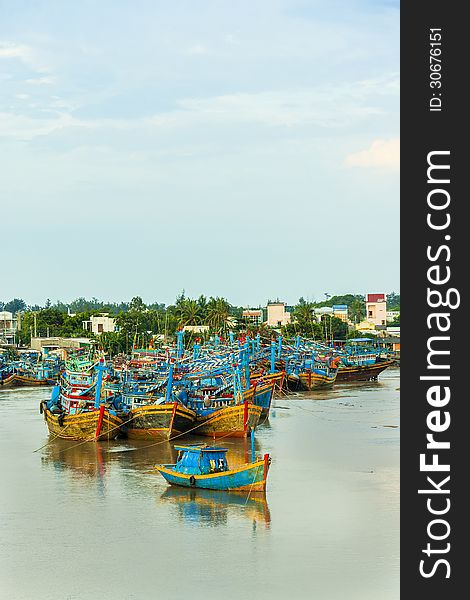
xmin=0 ymin=370 xmax=399 ymax=600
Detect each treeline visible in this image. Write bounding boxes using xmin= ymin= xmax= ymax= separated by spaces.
xmin=1 ymin=292 xmax=400 ymax=317
xmin=0 ymin=297 xmax=164 ymax=315
xmin=3 ymin=291 xmax=400 ymax=353
xmin=13 ymin=294 xmax=243 ymax=353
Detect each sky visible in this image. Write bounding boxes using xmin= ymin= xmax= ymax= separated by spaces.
xmin=0 ymin=0 xmax=399 ymax=308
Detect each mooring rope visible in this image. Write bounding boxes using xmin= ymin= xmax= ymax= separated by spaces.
xmin=244 ymin=464 xmax=263 ymax=505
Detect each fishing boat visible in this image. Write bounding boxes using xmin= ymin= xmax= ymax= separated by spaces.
xmin=298 ymin=356 xmax=341 ymax=390
xmin=121 ymin=359 xmax=196 ymax=440
xmin=176 ymin=361 xmax=263 ymax=438
xmin=193 ymin=400 xmax=262 ymax=438
xmin=336 ymin=358 xmax=395 ymax=382
xmin=250 ymin=370 xmax=285 ymax=392
xmin=335 ymin=339 xmax=395 ymax=382
xmin=0 ymin=369 xmax=16 ymax=387
xmin=124 ymin=395 xmax=196 ymax=441
xmin=40 ymin=359 xmax=124 ymax=441
xmin=251 ymin=379 xmax=276 ymax=416
xmin=285 ymin=356 xmax=341 ymax=391
xmin=156 ymin=444 xmax=271 ymax=492
xmin=13 ymin=361 xmax=59 ymax=386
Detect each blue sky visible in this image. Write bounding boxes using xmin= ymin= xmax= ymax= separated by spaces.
xmin=0 ymin=0 xmax=399 ymax=307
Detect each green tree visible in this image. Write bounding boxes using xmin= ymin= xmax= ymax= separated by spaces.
xmin=129 ymin=296 xmax=146 ymax=312
xmin=292 ymin=298 xmax=317 ymax=336
xmin=206 ymin=297 xmax=231 ymax=333
xmin=348 ymin=299 xmax=366 ymax=324
xmin=4 ymin=298 xmax=27 ymax=313
xmin=176 ymin=299 xmax=203 ymax=326
xmin=387 ymin=292 xmax=400 ymax=310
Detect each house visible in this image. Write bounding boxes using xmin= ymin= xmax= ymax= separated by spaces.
xmin=266 ymin=302 xmax=292 ymax=327
xmin=0 ymin=311 xmax=18 ymax=345
xmin=242 ymin=309 xmax=263 ymax=325
xmin=82 ymin=314 xmax=116 ymax=335
xmin=313 ymin=306 xmax=332 ymax=322
xmin=365 ymin=293 xmax=387 ymax=327
xmin=30 ymin=336 xmax=93 ymax=357
xmin=332 ymin=305 xmax=348 ymax=322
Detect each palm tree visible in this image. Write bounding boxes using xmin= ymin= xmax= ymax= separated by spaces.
xmin=206 ymin=297 xmax=232 ymax=334
xmin=197 ymin=295 xmax=208 ymax=321
xmin=176 ymin=299 xmax=203 ymax=326
xmin=349 ymin=299 xmax=365 ymax=324
xmin=292 ymin=301 xmax=316 ymax=336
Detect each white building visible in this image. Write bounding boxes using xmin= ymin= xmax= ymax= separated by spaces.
xmin=82 ymin=314 xmax=116 ymax=335
xmin=0 ymin=311 xmax=18 ymax=345
xmin=30 ymin=336 xmax=92 ymax=357
xmin=266 ymin=302 xmax=291 ymax=327
xmin=242 ymin=309 xmax=263 ymax=325
xmin=313 ymin=306 xmax=332 ymax=322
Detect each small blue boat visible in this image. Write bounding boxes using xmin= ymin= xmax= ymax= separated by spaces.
xmin=156 ymin=445 xmax=271 ymax=493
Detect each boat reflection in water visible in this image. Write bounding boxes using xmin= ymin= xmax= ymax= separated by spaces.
xmin=42 ymin=438 xmax=109 ymax=480
xmin=41 ymin=433 xmax=271 ymax=528
xmin=41 ymin=438 xmax=175 ymax=485
xmin=159 ymin=486 xmax=271 ymax=529
xmin=157 ymin=434 xmax=271 ymax=528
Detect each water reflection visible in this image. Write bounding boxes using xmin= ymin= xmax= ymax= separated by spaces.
xmin=41 ymin=434 xmax=270 ymax=520
xmin=1 ymin=374 xmax=399 ymax=600
xmin=159 ymin=486 xmax=271 ymax=528
xmin=41 ymin=437 xmax=175 ymax=480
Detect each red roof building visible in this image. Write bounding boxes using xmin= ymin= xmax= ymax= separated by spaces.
xmin=366 ymin=293 xmax=386 ymax=303
xmin=365 ymin=293 xmax=387 ymax=327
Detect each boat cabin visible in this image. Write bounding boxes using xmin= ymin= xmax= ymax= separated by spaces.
xmin=173 ymin=445 xmax=229 ymax=475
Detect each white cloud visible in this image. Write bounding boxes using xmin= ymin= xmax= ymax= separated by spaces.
xmin=345 ymin=138 xmax=400 ymax=169
xmin=0 ymin=41 xmax=31 ymax=61
xmin=0 ymin=73 xmax=398 ymax=142
xmin=175 ymin=77 xmax=396 ymax=128
xmin=0 ymin=40 xmax=51 ymax=74
xmin=0 ymin=112 xmax=95 ymax=140
xmin=25 ymin=76 xmax=56 ymax=85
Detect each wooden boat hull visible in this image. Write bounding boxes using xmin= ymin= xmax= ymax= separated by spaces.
xmin=13 ymin=374 xmax=56 ymax=387
xmin=251 ymin=371 xmax=285 ymax=391
xmin=298 ymin=370 xmax=337 ymax=390
xmin=194 ymin=403 xmax=262 ymax=438
xmin=41 ymin=403 xmax=123 ymax=441
xmin=157 ymin=456 xmax=269 ymax=492
xmin=253 ymin=381 xmax=275 ymax=416
xmin=336 ymin=359 xmax=395 ymax=382
xmin=0 ymin=373 xmax=16 ymax=388
xmin=125 ymin=402 xmax=196 ymax=440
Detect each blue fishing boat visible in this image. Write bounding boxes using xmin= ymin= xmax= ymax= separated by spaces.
xmin=156 ymin=445 xmax=271 ymax=493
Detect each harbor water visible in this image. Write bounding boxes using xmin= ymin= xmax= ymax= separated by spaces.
xmin=0 ymin=369 xmax=399 ymax=600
